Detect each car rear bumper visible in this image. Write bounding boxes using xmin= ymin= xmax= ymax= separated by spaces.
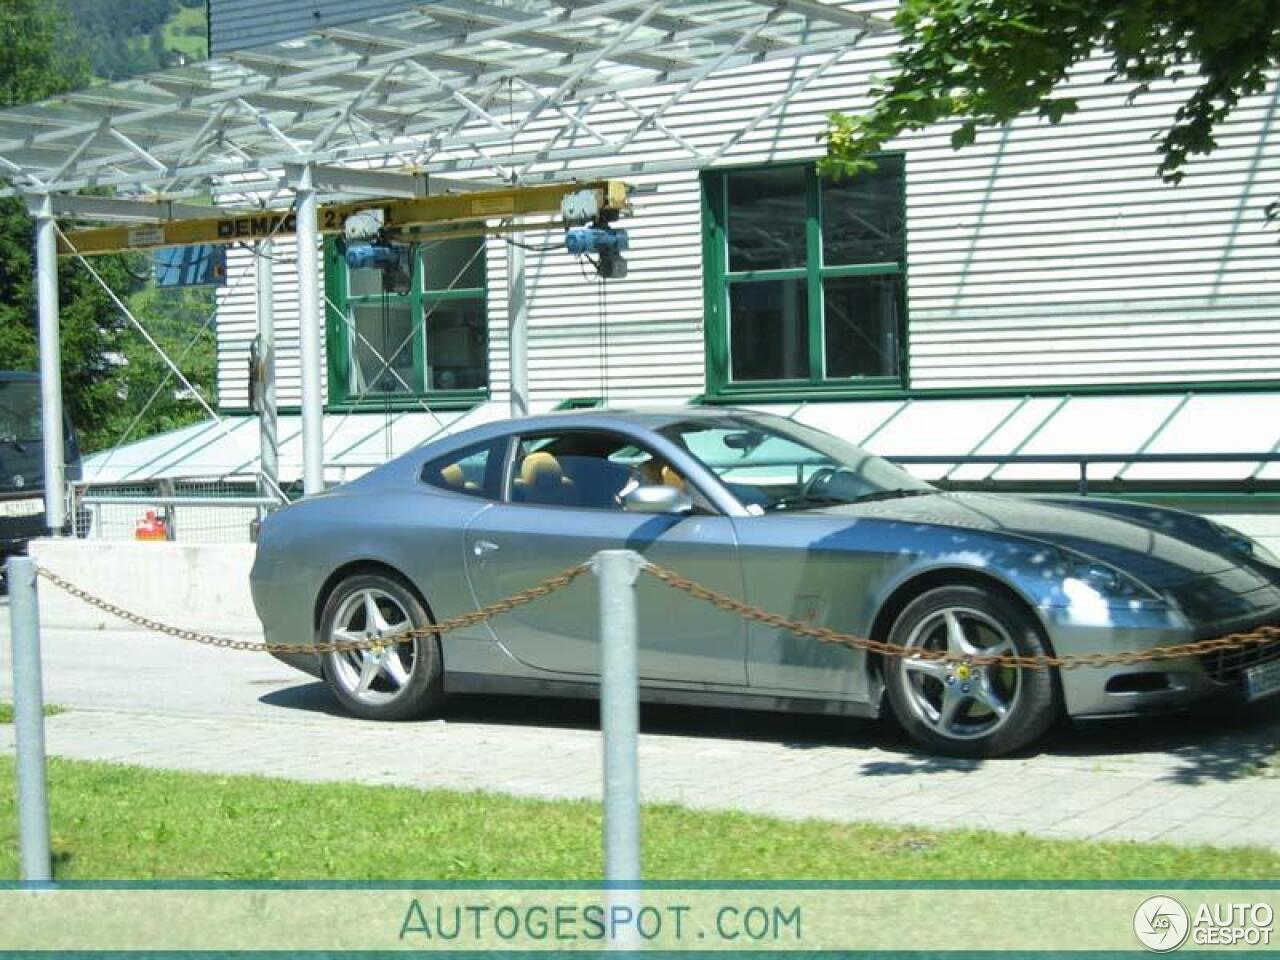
xmin=249 ymin=556 xmax=324 ymax=679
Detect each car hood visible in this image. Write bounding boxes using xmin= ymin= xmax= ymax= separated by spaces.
xmin=815 ymin=491 xmax=1236 ymax=588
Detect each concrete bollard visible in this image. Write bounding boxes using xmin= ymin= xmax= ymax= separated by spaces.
xmin=7 ymin=555 xmax=52 ymax=884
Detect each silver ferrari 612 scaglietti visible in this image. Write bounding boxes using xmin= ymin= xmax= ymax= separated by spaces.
xmin=250 ymin=408 xmax=1280 ymax=756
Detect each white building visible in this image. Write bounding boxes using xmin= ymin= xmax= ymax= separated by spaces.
xmin=85 ymin=1 xmax=1280 ymax=545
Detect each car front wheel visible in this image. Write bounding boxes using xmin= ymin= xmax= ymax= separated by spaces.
xmin=318 ymin=572 xmax=444 ymax=721
xmin=885 ymin=585 xmax=1059 ymax=757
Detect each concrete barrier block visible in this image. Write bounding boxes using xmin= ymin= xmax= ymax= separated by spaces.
xmin=28 ymin=539 xmax=262 ymax=636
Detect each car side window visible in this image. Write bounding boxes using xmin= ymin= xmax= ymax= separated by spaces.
xmin=420 ymin=439 xmax=504 ymax=500
xmin=511 ymin=431 xmax=696 ymax=511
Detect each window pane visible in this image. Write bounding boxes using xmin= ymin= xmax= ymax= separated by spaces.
xmin=726 ymin=167 xmax=807 ymax=272
xmin=823 ymin=275 xmax=902 ymax=379
xmin=425 ymin=296 xmax=488 ymax=391
xmin=421 ymin=440 xmax=501 ymax=500
xmin=821 ymin=157 xmax=905 ymax=266
xmin=351 ymin=302 xmax=416 ymax=394
xmin=347 ymin=246 xmax=411 ymax=296
xmin=729 ymin=278 xmax=808 ymax=382
xmin=424 ymin=237 xmax=484 ymax=291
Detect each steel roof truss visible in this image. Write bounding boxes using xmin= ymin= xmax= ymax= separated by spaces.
xmin=707 ymin=44 xmax=848 ymax=162
xmin=0 ymin=0 xmax=873 ymax=198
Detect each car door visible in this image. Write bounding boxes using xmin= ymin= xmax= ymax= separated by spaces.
xmin=661 ymin=417 xmax=883 ymax=701
xmin=463 ymin=428 xmax=747 ymax=686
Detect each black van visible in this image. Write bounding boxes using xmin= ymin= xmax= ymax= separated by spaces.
xmin=0 ymin=371 xmax=82 ymax=563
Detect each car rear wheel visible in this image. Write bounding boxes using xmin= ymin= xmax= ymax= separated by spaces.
xmin=885 ymin=585 xmax=1059 ymax=757
xmin=318 ymin=572 xmax=444 ymax=721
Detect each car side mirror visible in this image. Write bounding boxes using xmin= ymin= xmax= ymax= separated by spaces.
xmin=622 ymin=484 xmax=693 ymax=515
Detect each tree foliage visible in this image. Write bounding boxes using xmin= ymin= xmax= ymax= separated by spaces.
xmin=0 ymin=0 xmax=135 ymax=450
xmin=108 ymin=285 xmax=218 ymax=447
xmin=63 ymin=0 xmax=196 ymax=81
xmin=821 ymin=0 xmax=1280 ymax=204
xmin=0 ymin=0 xmax=217 ymax=452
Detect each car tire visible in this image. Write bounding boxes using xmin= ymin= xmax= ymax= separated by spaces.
xmin=884 ymin=584 xmax=1059 ymax=758
xmin=318 ymin=572 xmax=444 ymax=721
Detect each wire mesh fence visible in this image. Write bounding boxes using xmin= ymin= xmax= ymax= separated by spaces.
xmin=70 ymin=478 xmax=286 ymax=544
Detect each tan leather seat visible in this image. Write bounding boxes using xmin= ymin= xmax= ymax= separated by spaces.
xmin=440 ymin=463 xmax=479 ymax=492
xmin=515 ymin=451 xmax=575 ymax=505
xmin=638 ymin=458 xmax=686 ymax=491
xmin=660 ymin=464 xmax=686 ymax=492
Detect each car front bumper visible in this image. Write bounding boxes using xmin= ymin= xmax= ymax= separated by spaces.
xmin=1043 ymin=599 xmax=1280 ymax=719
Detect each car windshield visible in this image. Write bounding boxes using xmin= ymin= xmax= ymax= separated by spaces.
xmin=659 ymin=415 xmax=933 ymax=512
xmin=0 ymin=381 xmax=41 ymax=446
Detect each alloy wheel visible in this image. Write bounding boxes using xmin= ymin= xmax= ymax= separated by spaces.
xmin=898 ymin=606 xmax=1021 ymax=741
xmin=325 ymin=588 xmax=418 ymax=706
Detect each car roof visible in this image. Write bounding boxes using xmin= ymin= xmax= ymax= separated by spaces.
xmin=457 ymin=405 xmax=770 ymax=440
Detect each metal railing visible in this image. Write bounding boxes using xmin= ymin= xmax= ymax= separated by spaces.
xmin=70 ymin=478 xmax=286 ymax=544
xmin=887 ymin=452 xmax=1280 ymax=496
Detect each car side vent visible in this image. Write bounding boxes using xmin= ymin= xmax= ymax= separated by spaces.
xmin=1105 ymin=673 xmax=1172 ymax=694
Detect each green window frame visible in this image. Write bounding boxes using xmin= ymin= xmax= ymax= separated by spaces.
xmin=324 ymin=237 xmax=490 ymax=410
xmin=701 ymin=157 xmax=908 ymax=399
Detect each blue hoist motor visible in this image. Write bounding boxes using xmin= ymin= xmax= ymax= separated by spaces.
xmin=564 ymin=227 xmax=629 ymax=278
xmin=344 ymin=242 xmax=401 ymax=270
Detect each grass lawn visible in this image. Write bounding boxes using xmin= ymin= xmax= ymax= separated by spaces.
xmin=1 ymin=757 xmax=1275 ymax=881
xmin=0 ymin=703 xmax=62 ymax=724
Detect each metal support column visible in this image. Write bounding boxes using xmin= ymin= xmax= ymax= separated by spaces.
xmin=30 ymin=196 xmax=65 ymax=534
xmin=293 ymin=165 xmax=325 ymax=494
xmin=7 ymin=555 xmax=51 ymax=884
xmin=593 ymin=549 xmax=643 ymax=884
xmin=255 ymin=239 xmax=278 ymax=503
xmin=508 ymin=223 xmax=529 ymax=418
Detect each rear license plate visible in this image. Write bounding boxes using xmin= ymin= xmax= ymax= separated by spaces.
xmin=0 ymin=497 xmax=43 ymax=518
xmin=1244 ymin=659 xmax=1280 ymax=702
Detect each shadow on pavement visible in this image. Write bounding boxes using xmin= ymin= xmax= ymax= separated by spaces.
xmin=1053 ymin=698 xmax=1280 ymax=785
xmin=258 ymin=681 xmax=351 ymax=718
xmin=257 ymin=681 xmax=1280 ymax=783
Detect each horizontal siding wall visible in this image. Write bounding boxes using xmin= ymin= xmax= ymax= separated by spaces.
xmin=216 ymin=238 xmax=326 ymax=410
xmin=208 ymin=0 xmax=419 ymax=55
xmin=214 ymin=0 xmax=1280 ymax=409
xmin=488 ymin=172 xmax=707 ymax=409
xmin=500 ymin=39 xmax=1279 ymax=400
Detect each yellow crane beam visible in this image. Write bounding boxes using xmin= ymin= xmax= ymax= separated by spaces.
xmin=56 ymin=180 xmax=631 ymax=256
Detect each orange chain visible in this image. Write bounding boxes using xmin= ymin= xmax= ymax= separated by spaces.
xmin=34 ymin=561 xmax=1280 ymax=670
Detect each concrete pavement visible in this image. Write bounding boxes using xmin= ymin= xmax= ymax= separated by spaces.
xmin=3 ymin=616 xmax=1280 ymax=850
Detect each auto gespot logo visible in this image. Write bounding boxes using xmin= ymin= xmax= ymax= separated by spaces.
xmin=1134 ymin=895 xmax=1274 ymax=951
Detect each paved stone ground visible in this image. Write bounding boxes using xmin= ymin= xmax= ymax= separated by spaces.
xmin=2 ymin=617 xmax=1280 ymax=850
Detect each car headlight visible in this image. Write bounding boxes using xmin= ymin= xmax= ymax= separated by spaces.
xmin=1062 ymin=556 xmax=1161 ymax=604
xmin=1210 ymin=522 xmax=1280 ymax=570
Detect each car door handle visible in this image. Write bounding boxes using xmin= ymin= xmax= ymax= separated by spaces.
xmin=473 ymin=539 xmax=500 ymax=557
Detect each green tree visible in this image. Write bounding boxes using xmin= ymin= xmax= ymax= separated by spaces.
xmin=0 ymin=0 xmax=216 ymax=452
xmin=822 ymin=0 xmax=1280 ymax=217
xmin=0 ymin=0 xmax=141 ymax=451
xmin=108 ymin=284 xmax=217 ymax=448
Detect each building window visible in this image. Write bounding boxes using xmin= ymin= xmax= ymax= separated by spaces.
xmin=703 ymin=157 xmax=906 ymax=395
xmin=325 ymin=236 xmax=488 ymax=406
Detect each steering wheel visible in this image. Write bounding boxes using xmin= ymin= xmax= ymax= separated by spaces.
xmin=799 ymin=466 xmax=839 ymax=501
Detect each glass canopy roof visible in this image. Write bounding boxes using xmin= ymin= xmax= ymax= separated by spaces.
xmin=0 ymin=0 xmax=886 ymax=203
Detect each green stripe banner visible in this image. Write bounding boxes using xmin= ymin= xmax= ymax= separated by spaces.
xmin=0 ymin=887 xmax=1275 ymax=952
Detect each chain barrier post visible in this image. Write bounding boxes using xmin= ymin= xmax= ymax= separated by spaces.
xmin=8 ymin=556 xmax=52 ymax=884
xmin=592 ymin=549 xmax=644 ymax=887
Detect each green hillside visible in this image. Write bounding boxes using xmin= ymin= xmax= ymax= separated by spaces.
xmin=64 ymin=0 xmax=207 ymax=83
